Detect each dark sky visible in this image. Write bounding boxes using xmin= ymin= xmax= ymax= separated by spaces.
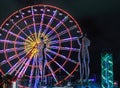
xmin=0 ymin=0 xmax=120 ymax=82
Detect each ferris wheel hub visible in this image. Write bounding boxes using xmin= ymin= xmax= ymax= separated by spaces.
xmin=24 ymin=33 xmax=49 ymax=57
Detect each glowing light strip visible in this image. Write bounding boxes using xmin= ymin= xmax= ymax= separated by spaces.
xmin=8 ymin=59 xmax=24 ymax=74
xmin=49 ymin=25 xmax=77 ymax=41
xmin=46 ymin=62 xmax=58 ymax=83
xmin=8 ymin=57 xmax=26 ymax=74
xmin=1 ymin=28 xmax=26 ymax=41
xmin=28 ymin=30 xmax=34 ymax=42
xmin=38 ymin=57 xmax=42 ymax=76
xmin=47 ymin=49 xmax=77 ymax=64
xmin=0 ymin=47 xmax=24 ymax=54
xmin=47 ymin=16 xmax=69 ymax=37
xmin=15 ymin=58 xmax=28 ymax=76
xmin=17 ymin=42 xmax=38 ymax=78
xmin=9 ymin=50 xmax=26 ymax=60
xmin=50 ymin=37 xmax=78 ymax=45
xmin=31 ymin=6 xmax=37 ymax=39
xmin=49 ymin=46 xmax=79 ymax=52
xmin=35 ymin=55 xmax=40 ymax=78
xmin=29 ymin=57 xmax=35 ymax=86
xmin=12 ymin=58 xmax=28 ymax=75
xmin=34 ymin=55 xmax=39 ymax=88
xmin=19 ymin=10 xmax=28 ymax=26
xmin=10 ymin=19 xmax=33 ymax=41
xmin=0 ymin=50 xmax=26 ymax=65
xmin=44 ymin=51 xmax=58 ymax=83
xmin=43 ymin=10 xmax=58 ymax=35
xmin=38 ymin=7 xmax=45 ymax=37
xmin=46 ymin=53 xmax=70 ymax=75
xmin=18 ymin=58 xmax=31 ymax=78
xmin=0 ymin=39 xmax=24 ymax=45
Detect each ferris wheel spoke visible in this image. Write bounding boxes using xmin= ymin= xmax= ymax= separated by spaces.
xmin=46 ymin=62 xmax=58 ymax=83
xmin=11 ymin=59 xmax=27 ymax=75
xmin=34 ymin=55 xmax=40 ymax=87
xmin=0 ymin=39 xmax=24 ymax=45
xmin=31 ymin=6 xmax=37 ymax=39
xmin=8 ymin=57 xmax=27 ymax=74
xmin=1 ymin=28 xmax=26 ymax=41
xmin=21 ymin=46 xmax=38 ymax=73
xmin=28 ymin=30 xmax=35 ymax=41
xmin=29 ymin=56 xmax=35 ymax=86
xmin=43 ymin=52 xmax=58 ymax=83
xmin=49 ymin=25 xmax=77 ymax=41
xmin=35 ymin=55 xmax=40 ymax=77
xmin=47 ymin=16 xmax=69 ymax=37
xmin=0 ymin=47 xmax=24 ymax=54
xmin=19 ymin=10 xmax=28 ymax=26
xmin=15 ymin=58 xmax=28 ymax=76
xmin=26 ymin=30 xmax=36 ymax=43
xmin=46 ymin=53 xmax=70 ymax=75
xmin=9 ymin=50 xmax=26 ymax=60
xmin=18 ymin=57 xmax=32 ymax=78
xmin=0 ymin=50 xmax=26 ymax=66
xmin=50 ymin=37 xmax=78 ymax=45
xmin=38 ymin=7 xmax=46 ymax=37
xmin=17 ymin=58 xmax=29 ymax=77
xmin=19 ymin=10 xmax=32 ymax=42
xmin=8 ymin=51 xmax=27 ymax=74
xmin=47 ymin=49 xmax=78 ymax=64
xmin=49 ymin=46 xmax=80 ymax=52
xmin=38 ymin=57 xmax=42 ymax=76
xmin=42 ymin=10 xmax=58 ymax=35
xmin=10 ymin=19 xmax=33 ymax=42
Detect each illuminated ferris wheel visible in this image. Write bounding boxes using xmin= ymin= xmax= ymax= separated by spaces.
xmin=0 ymin=5 xmax=83 ymax=87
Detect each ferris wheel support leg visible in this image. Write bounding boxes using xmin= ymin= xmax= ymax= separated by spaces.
xmin=77 ymin=38 xmax=84 ymax=84
xmin=85 ymin=48 xmax=90 ymax=82
xmin=81 ymin=35 xmax=90 ymax=85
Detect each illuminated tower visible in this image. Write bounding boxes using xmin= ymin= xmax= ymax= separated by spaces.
xmin=101 ymin=53 xmax=113 ymax=88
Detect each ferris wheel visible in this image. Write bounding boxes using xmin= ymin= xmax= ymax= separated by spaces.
xmin=0 ymin=5 xmax=83 ymax=87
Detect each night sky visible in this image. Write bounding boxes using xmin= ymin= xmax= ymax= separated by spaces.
xmin=0 ymin=0 xmax=120 ymax=83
